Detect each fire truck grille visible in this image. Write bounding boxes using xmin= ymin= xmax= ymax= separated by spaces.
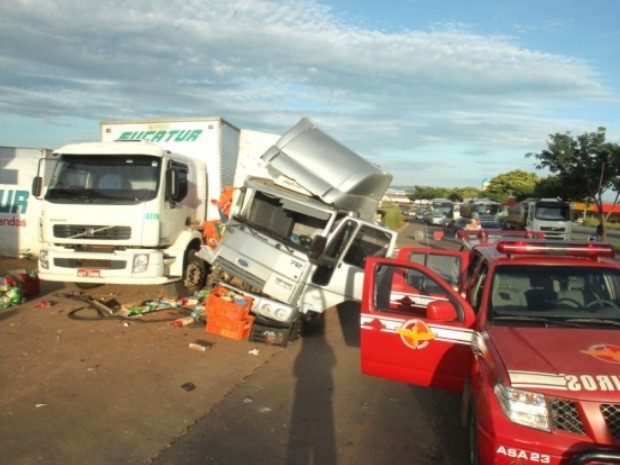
xmin=53 ymin=225 xmax=131 ymax=240
xmin=601 ymin=404 xmax=620 ymax=440
xmin=550 ymin=399 xmax=585 ymax=434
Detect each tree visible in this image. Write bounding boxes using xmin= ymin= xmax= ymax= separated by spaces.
xmin=407 ymin=186 xmax=450 ymax=201
xmin=526 ymin=127 xmax=620 ymax=239
xmin=449 ymin=186 xmax=481 ymax=202
xmin=484 ymin=170 xmax=539 ymax=204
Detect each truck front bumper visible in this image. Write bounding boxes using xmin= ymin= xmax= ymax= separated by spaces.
xmin=566 ymin=448 xmax=620 ymax=465
xmin=37 ymin=247 xmax=181 ymax=285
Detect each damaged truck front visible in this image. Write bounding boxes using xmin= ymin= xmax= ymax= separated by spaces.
xmin=197 ymin=117 xmax=397 ymax=330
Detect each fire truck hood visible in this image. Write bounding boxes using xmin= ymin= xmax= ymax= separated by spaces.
xmin=487 ymin=326 xmax=620 ymax=398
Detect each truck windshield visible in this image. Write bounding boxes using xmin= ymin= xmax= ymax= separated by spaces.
xmin=489 ymin=264 xmax=620 ymax=326
xmin=535 ymin=204 xmax=570 ymax=221
xmin=432 ymin=201 xmax=453 ymax=216
xmin=237 ymin=190 xmax=332 ymax=251
xmin=45 ymin=155 xmax=160 ymax=204
xmin=473 ymin=204 xmax=499 ymax=216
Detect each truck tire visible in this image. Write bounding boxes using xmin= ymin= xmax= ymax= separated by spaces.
xmin=163 ymin=248 xmax=207 ymax=298
xmin=182 ymin=248 xmax=207 ymax=294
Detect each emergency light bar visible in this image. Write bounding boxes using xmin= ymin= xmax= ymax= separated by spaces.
xmin=457 ymin=229 xmax=544 ymax=243
xmin=496 ymin=240 xmax=615 ymax=258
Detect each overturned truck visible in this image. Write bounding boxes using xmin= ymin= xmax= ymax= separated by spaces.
xmin=196 ymin=117 xmax=397 ymax=334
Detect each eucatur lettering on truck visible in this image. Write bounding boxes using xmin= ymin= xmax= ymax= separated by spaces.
xmin=0 ymin=147 xmax=51 ymax=258
xmin=31 ymin=117 xmax=250 ymax=288
xmin=507 ymin=197 xmax=572 ymax=240
xmin=360 ymin=236 xmax=620 ymax=465
xmin=197 ymin=117 xmax=398 ymax=330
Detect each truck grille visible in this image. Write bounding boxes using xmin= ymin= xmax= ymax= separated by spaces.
xmin=216 ymin=258 xmax=265 ymax=290
xmin=602 ymin=404 xmax=620 ymax=440
xmin=53 ymin=225 xmax=131 ymax=240
xmin=550 ymin=399 xmax=585 ymax=434
xmin=550 ymin=399 xmax=620 ymax=441
xmin=54 ymin=258 xmax=126 ymax=270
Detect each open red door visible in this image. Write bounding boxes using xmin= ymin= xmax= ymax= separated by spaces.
xmin=360 ymin=256 xmax=475 ymax=392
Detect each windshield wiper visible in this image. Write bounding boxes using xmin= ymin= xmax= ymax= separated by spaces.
xmin=491 ymin=315 xmax=584 ymax=328
xmin=564 ymin=318 xmax=620 ymax=327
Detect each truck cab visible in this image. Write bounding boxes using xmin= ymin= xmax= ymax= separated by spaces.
xmin=361 ymin=239 xmax=620 ymax=465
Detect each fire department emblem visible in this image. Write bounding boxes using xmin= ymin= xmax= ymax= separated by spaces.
xmin=397 ymin=319 xmax=437 ymax=350
xmin=581 ymin=344 xmax=620 ymax=364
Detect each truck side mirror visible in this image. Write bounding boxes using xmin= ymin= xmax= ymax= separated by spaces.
xmin=308 ymin=235 xmax=327 ymax=261
xmin=32 ymin=177 xmax=43 ymax=197
xmin=426 ymin=300 xmax=457 ymax=321
xmin=165 ymin=169 xmax=178 ymax=203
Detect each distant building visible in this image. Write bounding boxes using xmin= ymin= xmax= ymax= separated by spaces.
xmin=382 ymin=193 xmax=412 ymax=205
xmin=572 ymin=202 xmax=620 ymax=223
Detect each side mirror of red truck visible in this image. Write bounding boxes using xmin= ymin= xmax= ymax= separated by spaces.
xmin=426 ymin=300 xmax=457 ymax=321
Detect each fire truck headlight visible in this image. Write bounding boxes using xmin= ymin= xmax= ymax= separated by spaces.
xmin=39 ymin=250 xmax=49 ymax=270
xmin=494 ymin=383 xmax=550 ymax=431
xmin=132 ymin=254 xmax=148 ymax=273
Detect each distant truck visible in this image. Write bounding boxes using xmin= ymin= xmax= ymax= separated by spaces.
xmin=506 ymin=197 xmax=571 ymax=240
xmin=0 ymin=146 xmax=51 ymax=257
xmin=425 ymin=198 xmax=455 ymax=225
xmin=197 ymin=117 xmax=397 ymax=330
xmin=31 ymin=117 xmax=274 ymax=290
xmin=459 ymin=197 xmax=501 ymax=221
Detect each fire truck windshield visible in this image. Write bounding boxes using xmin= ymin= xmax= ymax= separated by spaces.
xmin=489 ymin=264 xmax=620 ymax=325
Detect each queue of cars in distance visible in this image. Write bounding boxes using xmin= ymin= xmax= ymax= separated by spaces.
xmin=360 ymin=233 xmax=620 ymax=465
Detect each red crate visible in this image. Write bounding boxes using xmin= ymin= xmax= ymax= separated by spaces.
xmin=206 ymin=287 xmax=253 ymax=321
xmin=206 ymin=314 xmax=254 ymax=340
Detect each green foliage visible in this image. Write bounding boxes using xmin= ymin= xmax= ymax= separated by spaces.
xmin=407 ymin=186 xmax=451 ymax=201
xmin=381 ymin=203 xmax=403 ymax=229
xmin=526 ymin=127 xmax=620 ymax=225
xmin=484 ymin=170 xmax=539 ymax=203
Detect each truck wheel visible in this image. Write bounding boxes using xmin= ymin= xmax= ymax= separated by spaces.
xmin=182 ymin=248 xmax=207 ymax=294
xmin=468 ymin=399 xmax=482 ymax=465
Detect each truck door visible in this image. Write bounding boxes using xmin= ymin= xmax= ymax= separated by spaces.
xmin=360 ymin=257 xmax=475 ymax=392
xmin=310 ymin=219 xmax=395 ymax=308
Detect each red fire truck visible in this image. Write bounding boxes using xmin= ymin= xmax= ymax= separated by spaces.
xmin=361 ymin=238 xmax=620 ymax=465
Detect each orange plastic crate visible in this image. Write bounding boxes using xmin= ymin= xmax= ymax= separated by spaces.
xmin=206 ymin=314 xmax=254 ymax=340
xmin=206 ymin=287 xmax=253 ymax=321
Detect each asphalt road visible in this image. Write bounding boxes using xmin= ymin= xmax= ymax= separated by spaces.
xmin=1 ymin=221 xmax=468 ymax=465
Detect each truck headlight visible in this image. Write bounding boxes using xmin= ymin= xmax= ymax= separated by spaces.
xmin=39 ymin=250 xmax=49 ymax=270
xmin=256 ymin=302 xmax=296 ymax=323
xmin=132 ymin=254 xmax=148 ymax=273
xmin=494 ymin=383 xmax=550 ymax=431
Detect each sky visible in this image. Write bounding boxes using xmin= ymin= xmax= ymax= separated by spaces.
xmin=1 ymin=0 xmax=619 ymax=191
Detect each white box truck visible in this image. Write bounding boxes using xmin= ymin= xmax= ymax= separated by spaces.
xmin=31 ymin=117 xmax=265 ymax=290
xmin=0 ymin=146 xmax=51 ymax=258
xmin=197 ymin=117 xmax=398 ymax=331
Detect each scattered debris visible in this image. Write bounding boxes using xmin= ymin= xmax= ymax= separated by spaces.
xmin=188 ymin=340 xmax=212 ymax=352
xmin=180 ymin=382 xmax=196 ymax=392
xmin=248 ymin=348 xmax=260 ymax=356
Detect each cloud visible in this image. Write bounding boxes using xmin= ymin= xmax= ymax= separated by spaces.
xmin=0 ymin=0 xmax=615 ymax=187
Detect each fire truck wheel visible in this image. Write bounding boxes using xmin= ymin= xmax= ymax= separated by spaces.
xmin=468 ymin=399 xmax=481 ymax=465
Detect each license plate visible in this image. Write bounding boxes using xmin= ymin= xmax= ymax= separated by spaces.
xmin=78 ymin=269 xmax=101 ymax=278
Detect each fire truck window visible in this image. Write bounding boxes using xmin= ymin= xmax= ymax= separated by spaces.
xmin=374 ymin=263 xmax=457 ymax=318
xmin=469 ymin=263 xmax=488 ymax=312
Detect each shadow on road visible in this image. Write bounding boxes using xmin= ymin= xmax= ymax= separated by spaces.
xmin=286 ymin=317 xmax=336 ymax=465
